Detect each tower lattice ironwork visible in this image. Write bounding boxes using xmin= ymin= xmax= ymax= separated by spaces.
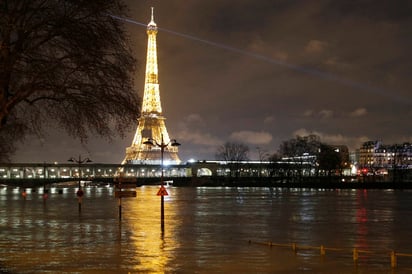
xmin=123 ymin=8 xmax=180 ymax=165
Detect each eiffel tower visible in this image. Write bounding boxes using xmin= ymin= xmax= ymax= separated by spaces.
xmin=123 ymin=8 xmax=180 ymax=165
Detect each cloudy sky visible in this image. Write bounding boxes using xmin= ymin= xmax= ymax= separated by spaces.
xmin=12 ymin=0 xmax=412 ymax=163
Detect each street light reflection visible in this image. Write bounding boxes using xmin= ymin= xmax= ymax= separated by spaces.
xmin=122 ymin=187 xmax=180 ymax=273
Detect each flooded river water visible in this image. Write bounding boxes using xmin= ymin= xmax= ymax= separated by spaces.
xmin=1 ymin=185 xmax=412 ymax=273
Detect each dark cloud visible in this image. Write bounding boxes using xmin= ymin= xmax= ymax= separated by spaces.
xmin=324 ymin=1 xmax=412 ymax=22
xmin=12 ymin=0 xmax=412 ymax=163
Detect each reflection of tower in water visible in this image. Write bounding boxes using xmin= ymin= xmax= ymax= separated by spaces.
xmin=123 ymin=7 xmax=180 ymax=165
xmin=121 ymin=187 xmax=179 ymax=272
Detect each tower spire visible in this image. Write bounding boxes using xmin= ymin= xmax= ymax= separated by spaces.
xmin=149 ymin=6 xmax=156 ymax=27
xmin=123 ymin=8 xmax=180 ymax=165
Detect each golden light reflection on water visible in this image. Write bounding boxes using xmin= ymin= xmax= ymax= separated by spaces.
xmin=1 ymin=187 xmax=410 ymax=273
xmin=122 ymin=186 xmax=180 ymax=273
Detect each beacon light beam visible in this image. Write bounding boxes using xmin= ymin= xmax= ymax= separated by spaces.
xmin=110 ymin=14 xmax=410 ymax=105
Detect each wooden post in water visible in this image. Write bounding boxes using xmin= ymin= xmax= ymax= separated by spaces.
xmin=353 ymin=248 xmax=359 ymax=263
xmin=391 ymin=251 xmax=397 ymax=268
xmin=292 ymin=243 xmax=297 ymax=253
xmin=320 ymin=245 xmax=326 ymax=256
xmin=118 ymin=197 xmax=122 ymax=221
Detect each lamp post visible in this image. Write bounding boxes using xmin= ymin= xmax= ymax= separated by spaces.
xmin=68 ymin=155 xmax=92 ymax=212
xmin=143 ymin=134 xmax=180 ymax=231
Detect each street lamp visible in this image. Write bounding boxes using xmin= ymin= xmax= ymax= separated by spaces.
xmin=68 ymin=155 xmax=92 ymax=212
xmin=143 ymin=134 xmax=180 ymax=231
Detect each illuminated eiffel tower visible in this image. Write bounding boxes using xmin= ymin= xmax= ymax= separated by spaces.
xmin=123 ymin=8 xmax=180 ymax=165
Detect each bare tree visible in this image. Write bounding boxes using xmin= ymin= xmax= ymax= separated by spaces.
xmin=278 ymin=135 xmax=321 ymax=180
xmin=216 ymin=142 xmax=249 ymax=162
xmin=268 ymin=152 xmax=282 ymax=177
xmin=216 ymin=142 xmax=249 ymax=177
xmin=318 ymin=144 xmax=342 ymax=177
xmin=0 ymin=0 xmax=140 ymax=161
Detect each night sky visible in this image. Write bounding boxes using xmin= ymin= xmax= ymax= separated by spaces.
xmin=12 ymin=0 xmax=412 ymax=163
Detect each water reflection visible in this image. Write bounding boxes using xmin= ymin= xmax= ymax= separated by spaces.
xmin=0 ymin=186 xmax=411 ymax=273
xmin=122 ymin=186 xmax=179 ymax=273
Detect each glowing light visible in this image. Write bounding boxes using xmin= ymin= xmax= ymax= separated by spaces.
xmin=122 ymin=9 xmax=180 ymax=164
xmin=122 ymin=187 xmax=179 ymax=272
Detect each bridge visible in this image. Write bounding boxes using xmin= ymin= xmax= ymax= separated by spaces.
xmin=0 ymin=161 xmax=272 ymax=184
xmin=0 ymin=161 xmax=274 ymax=180
xmin=3 ymin=161 xmax=380 ymax=189
xmin=0 ymin=162 xmax=185 ymax=180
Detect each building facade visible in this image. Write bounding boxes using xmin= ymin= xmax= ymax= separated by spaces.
xmin=358 ymin=141 xmax=412 ymax=170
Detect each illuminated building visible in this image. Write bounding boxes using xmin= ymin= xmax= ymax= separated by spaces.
xmin=358 ymin=141 xmax=412 ymax=177
xmin=123 ymin=8 xmax=180 ymax=165
xmin=358 ymin=141 xmax=380 ymax=167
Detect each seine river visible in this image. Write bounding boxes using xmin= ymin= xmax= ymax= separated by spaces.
xmin=1 ymin=185 xmax=412 ymax=273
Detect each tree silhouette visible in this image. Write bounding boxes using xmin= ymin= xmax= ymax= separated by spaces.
xmin=318 ymin=144 xmax=342 ymax=177
xmin=0 ymin=0 xmax=140 ymax=160
xmin=216 ymin=142 xmax=249 ymax=177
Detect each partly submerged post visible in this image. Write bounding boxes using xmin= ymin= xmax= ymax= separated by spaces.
xmin=320 ymin=245 xmax=326 ymax=256
xmin=118 ymin=197 xmax=122 ymax=221
xmin=391 ymin=250 xmax=397 ymax=268
xmin=353 ymin=247 xmax=359 ymax=263
xmin=292 ymin=243 xmax=297 ymax=253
